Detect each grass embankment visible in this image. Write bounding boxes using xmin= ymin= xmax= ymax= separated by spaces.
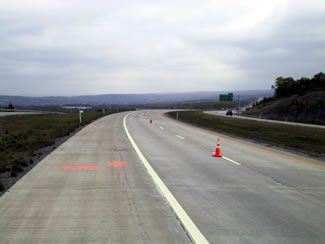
xmin=168 ymin=111 xmax=325 ymax=158
xmin=0 ymin=111 xmax=115 ymax=190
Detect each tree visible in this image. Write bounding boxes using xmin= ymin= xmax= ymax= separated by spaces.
xmin=271 ymin=72 xmax=325 ymax=98
xmin=8 ymin=103 xmax=14 ymax=110
xmin=272 ymin=76 xmax=296 ymax=98
xmin=312 ymin=72 xmax=325 ymax=89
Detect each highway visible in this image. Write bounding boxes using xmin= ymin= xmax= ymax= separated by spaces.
xmin=204 ymin=110 xmax=325 ymax=129
xmin=0 ymin=110 xmax=325 ymax=243
xmin=127 ymin=110 xmax=325 ymax=243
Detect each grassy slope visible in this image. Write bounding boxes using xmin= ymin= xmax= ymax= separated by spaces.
xmin=0 ymin=112 xmax=114 ymax=187
xmin=244 ymin=91 xmax=325 ymax=125
xmin=168 ymin=111 xmax=325 ymax=158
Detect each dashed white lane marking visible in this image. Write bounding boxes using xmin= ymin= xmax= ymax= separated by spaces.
xmin=222 ymin=156 xmax=241 ymax=165
xmin=176 ymin=135 xmax=185 ymax=140
xmin=160 ymin=126 xmax=164 ymax=130
xmin=124 ymin=113 xmax=209 ymax=244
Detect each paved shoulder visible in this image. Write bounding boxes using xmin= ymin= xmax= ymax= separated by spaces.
xmin=0 ymin=112 xmax=189 ymax=243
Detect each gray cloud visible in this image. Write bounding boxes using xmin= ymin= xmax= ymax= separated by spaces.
xmin=0 ymin=0 xmax=324 ymax=95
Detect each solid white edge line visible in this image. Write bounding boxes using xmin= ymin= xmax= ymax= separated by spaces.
xmin=160 ymin=126 xmax=164 ymax=130
xmin=124 ymin=113 xmax=209 ymax=244
xmin=176 ymin=135 xmax=185 ymax=140
xmin=222 ymin=156 xmax=241 ymax=165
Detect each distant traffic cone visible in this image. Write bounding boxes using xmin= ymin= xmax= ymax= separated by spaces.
xmin=212 ymin=138 xmax=222 ymax=157
xmin=149 ymin=118 xmax=152 ymax=123
xmin=144 ymin=112 xmax=146 ymax=116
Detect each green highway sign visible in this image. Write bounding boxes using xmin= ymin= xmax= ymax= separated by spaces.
xmin=219 ymin=93 xmax=233 ymax=102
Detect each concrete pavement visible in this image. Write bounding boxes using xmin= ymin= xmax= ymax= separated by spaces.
xmin=127 ymin=110 xmax=325 ymax=243
xmin=1 ymin=109 xmax=324 ymax=243
xmin=0 ymin=112 xmax=190 ymax=243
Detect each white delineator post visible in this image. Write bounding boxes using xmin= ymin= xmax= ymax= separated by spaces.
xmin=79 ymin=110 xmax=84 ymax=123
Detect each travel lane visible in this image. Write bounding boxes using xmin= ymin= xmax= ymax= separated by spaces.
xmin=127 ymin=110 xmax=325 ymax=243
xmin=0 ymin=112 xmax=190 ymax=243
xmin=158 ymin=111 xmax=325 ymax=183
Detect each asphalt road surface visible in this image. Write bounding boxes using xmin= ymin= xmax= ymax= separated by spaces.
xmin=1 ymin=110 xmax=324 ymax=243
xmin=204 ymin=110 xmax=325 ymax=129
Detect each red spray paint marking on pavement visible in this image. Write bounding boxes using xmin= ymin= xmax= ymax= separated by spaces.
xmin=107 ymin=161 xmax=128 ymax=167
xmin=62 ymin=166 xmax=100 ymax=169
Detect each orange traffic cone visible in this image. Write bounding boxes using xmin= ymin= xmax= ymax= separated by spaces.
xmin=212 ymin=138 xmax=222 ymax=157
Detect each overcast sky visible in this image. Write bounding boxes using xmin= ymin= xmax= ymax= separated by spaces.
xmin=1 ymin=0 xmax=324 ymax=96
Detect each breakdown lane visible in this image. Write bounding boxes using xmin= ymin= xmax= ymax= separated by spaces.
xmin=0 ymin=112 xmax=190 ymax=243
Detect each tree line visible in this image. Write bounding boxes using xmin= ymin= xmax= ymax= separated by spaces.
xmin=272 ymin=72 xmax=325 ymax=98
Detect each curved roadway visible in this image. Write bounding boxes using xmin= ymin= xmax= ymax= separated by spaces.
xmin=0 ymin=110 xmax=324 ymax=243
xmin=0 ymin=112 xmax=189 ymax=243
xmin=127 ymin=110 xmax=325 ymax=243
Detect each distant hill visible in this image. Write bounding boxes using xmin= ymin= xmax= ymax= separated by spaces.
xmin=0 ymin=90 xmax=272 ymax=106
xmin=244 ymin=72 xmax=325 ymax=124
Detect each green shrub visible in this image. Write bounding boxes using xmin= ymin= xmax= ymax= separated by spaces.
xmin=12 ymin=165 xmax=23 ymax=173
xmin=0 ymin=180 xmax=4 ymax=191
xmin=12 ymin=159 xmax=28 ymax=167
xmin=0 ymin=167 xmax=6 ymax=173
xmin=19 ymin=160 xmax=28 ymax=167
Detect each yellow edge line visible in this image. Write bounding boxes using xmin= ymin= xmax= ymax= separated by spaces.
xmin=124 ymin=113 xmax=209 ymax=244
xmin=161 ymin=112 xmax=325 ymax=169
